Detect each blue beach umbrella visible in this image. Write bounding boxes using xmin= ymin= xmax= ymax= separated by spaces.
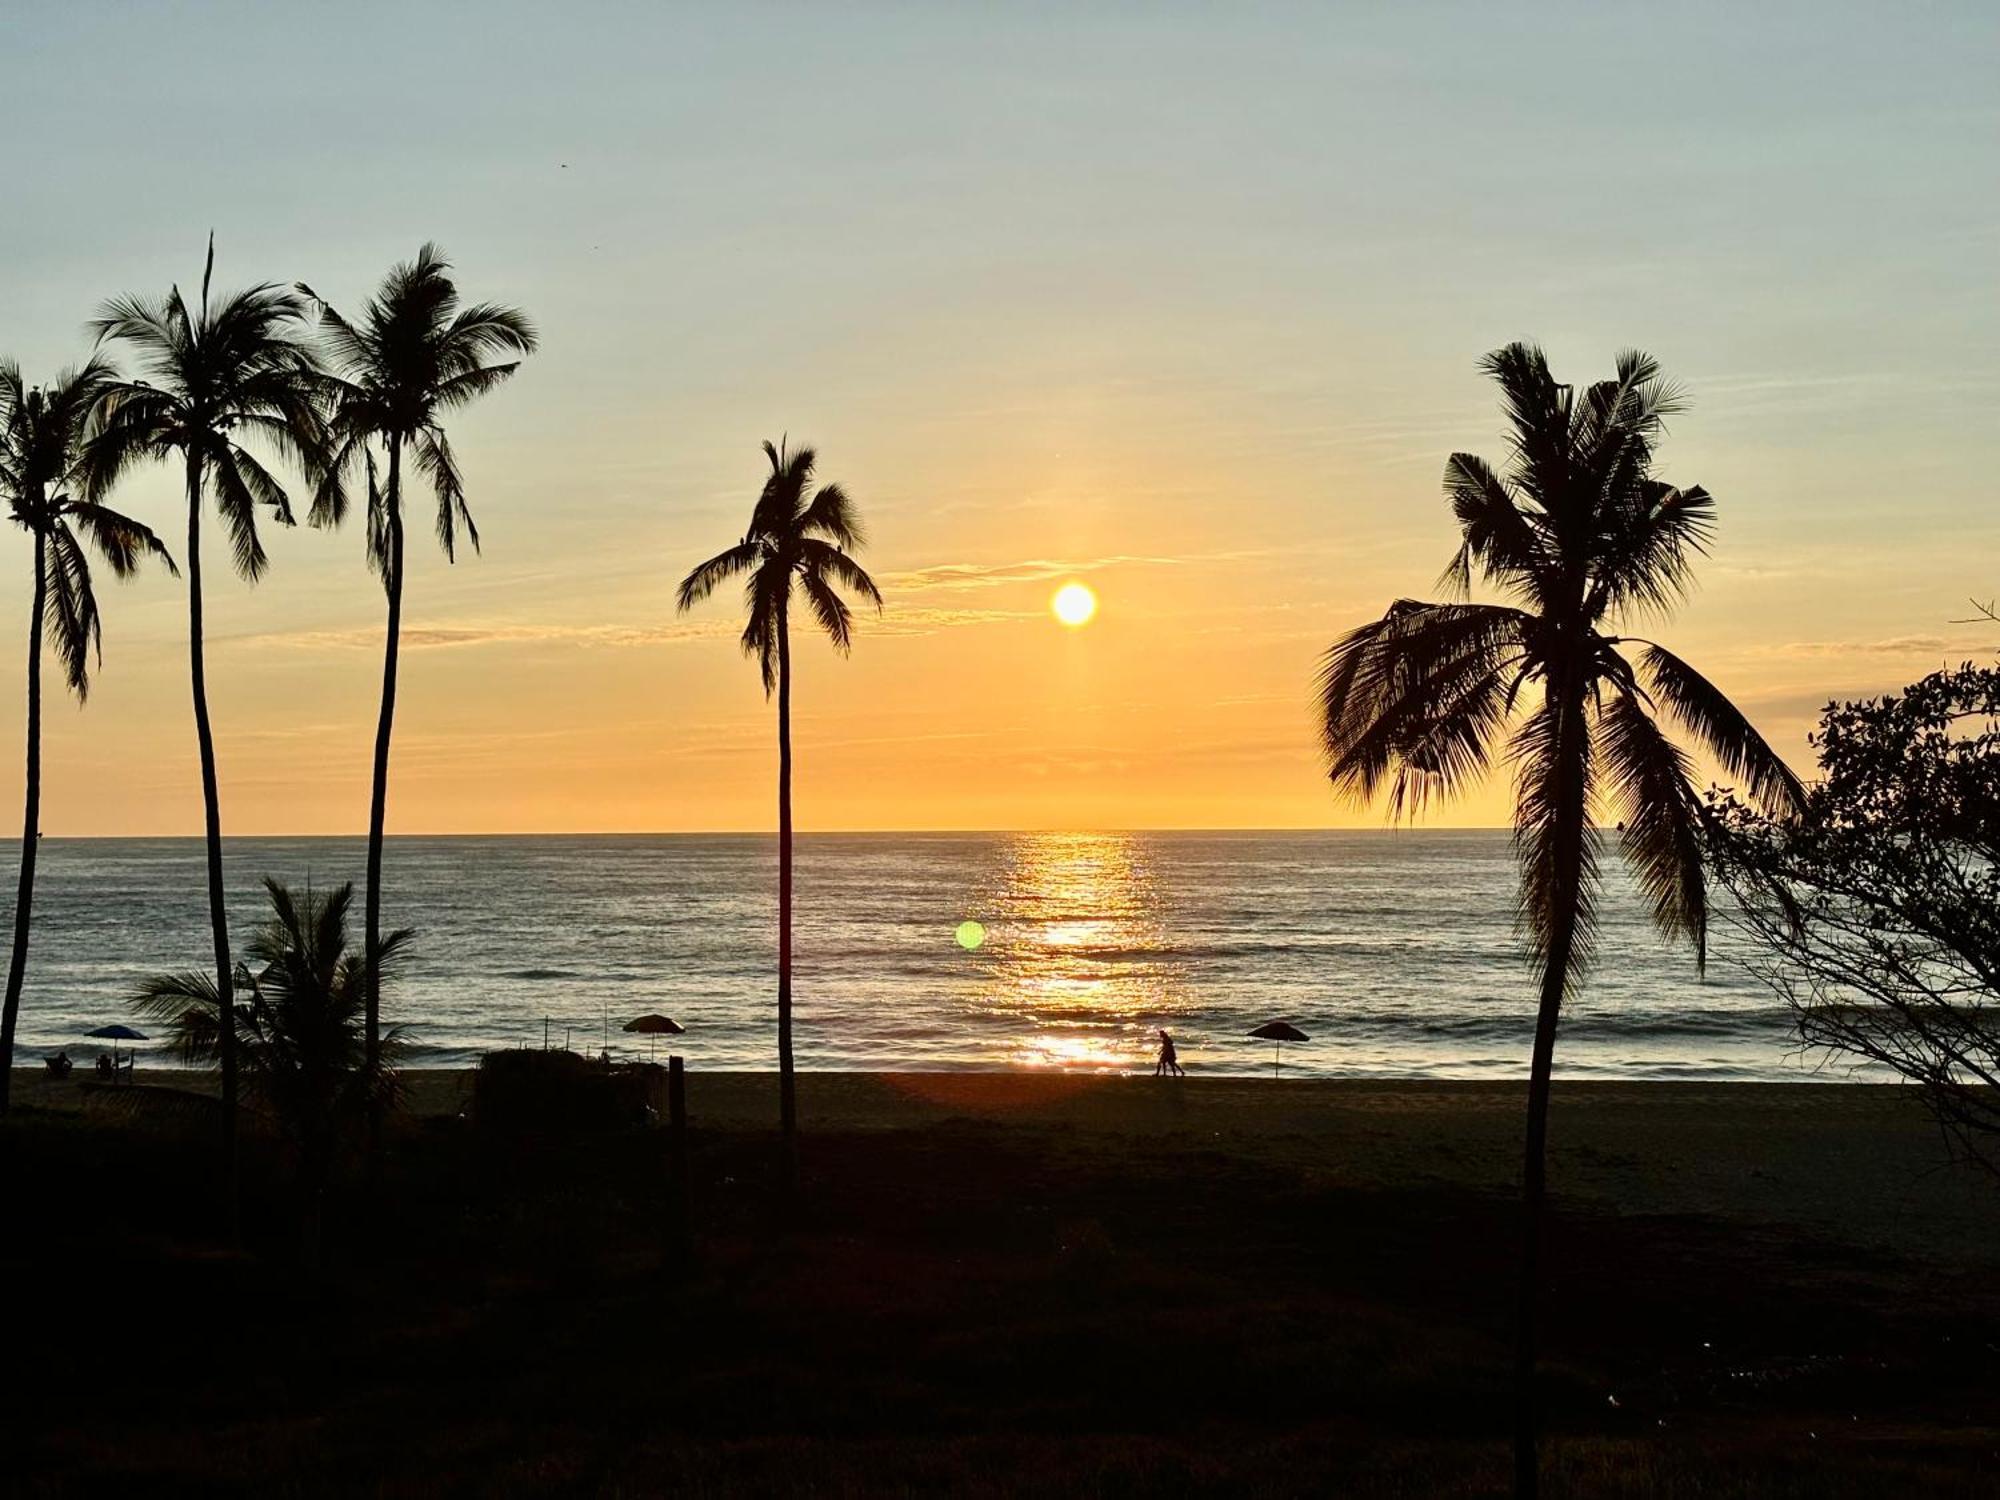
xmin=85 ymin=1023 xmax=146 ymax=1070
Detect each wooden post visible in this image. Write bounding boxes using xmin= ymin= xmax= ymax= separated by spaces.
xmin=665 ymin=1054 xmax=689 ymax=1272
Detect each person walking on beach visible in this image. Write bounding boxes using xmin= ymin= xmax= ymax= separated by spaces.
xmin=1154 ymin=1030 xmax=1184 ymax=1077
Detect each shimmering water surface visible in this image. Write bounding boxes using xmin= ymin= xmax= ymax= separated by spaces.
xmin=5 ymin=831 xmax=1816 ymax=1079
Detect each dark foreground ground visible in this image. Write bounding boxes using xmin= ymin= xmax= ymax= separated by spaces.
xmin=4 ymin=1072 xmax=1999 ymax=1497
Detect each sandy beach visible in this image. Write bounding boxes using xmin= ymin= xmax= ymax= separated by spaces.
xmin=18 ymin=1067 xmax=1998 ymax=1266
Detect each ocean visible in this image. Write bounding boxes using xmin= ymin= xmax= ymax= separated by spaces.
xmin=3 ymin=830 xmax=1822 ymax=1080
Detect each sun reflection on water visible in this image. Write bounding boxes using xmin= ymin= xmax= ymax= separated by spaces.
xmin=976 ymin=832 xmax=1185 ymax=1071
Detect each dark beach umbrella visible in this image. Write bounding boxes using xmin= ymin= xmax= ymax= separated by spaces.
xmin=622 ymin=1013 xmax=684 ymax=1060
xmin=85 ymin=1023 xmax=147 ymax=1072
xmin=1248 ymin=1020 xmax=1309 ymax=1079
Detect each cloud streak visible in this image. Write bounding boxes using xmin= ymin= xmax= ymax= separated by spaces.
xmin=881 ymin=549 xmax=1276 ymax=596
xmin=233 ymin=604 xmax=1035 ymax=654
xmin=1758 ymin=635 xmax=1990 ymax=660
xmin=233 ymin=620 xmax=740 ymax=653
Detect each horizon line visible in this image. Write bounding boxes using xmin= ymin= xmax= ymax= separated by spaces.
xmin=32 ymin=823 xmax=1523 ymax=840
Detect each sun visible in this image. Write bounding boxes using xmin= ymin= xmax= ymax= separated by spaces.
xmin=1051 ymin=581 xmax=1098 ymax=627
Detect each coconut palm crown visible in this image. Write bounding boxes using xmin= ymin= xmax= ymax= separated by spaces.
xmin=1319 ymin=343 xmax=1805 ymax=967
xmin=84 ymin=238 xmax=325 ymax=581
xmin=300 ymin=241 xmax=538 ymax=568
xmin=677 ymin=439 xmax=883 ymax=691
xmin=1 ymin=358 xmax=176 ymax=695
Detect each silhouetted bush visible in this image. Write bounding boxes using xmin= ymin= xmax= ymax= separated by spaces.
xmin=474 ymin=1049 xmax=659 ymax=1134
xmin=1710 ymin=662 xmax=2000 ymax=1172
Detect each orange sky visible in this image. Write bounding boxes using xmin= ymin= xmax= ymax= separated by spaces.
xmin=2 ymin=5 xmax=1996 ymax=835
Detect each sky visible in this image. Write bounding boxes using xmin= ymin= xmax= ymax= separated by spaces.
xmin=0 ymin=1 xmax=1996 ymax=834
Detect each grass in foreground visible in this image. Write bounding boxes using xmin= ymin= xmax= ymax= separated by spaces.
xmin=3 ymin=1103 xmax=1996 ymax=1497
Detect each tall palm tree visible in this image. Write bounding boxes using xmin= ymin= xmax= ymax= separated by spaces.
xmin=299 ymin=245 xmax=535 ymax=1134
xmin=677 ymin=441 xmax=882 ymax=1175
xmin=0 ymin=359 xmax=175 ymax=1111
xmin=134 ymin=878 xmax=412 ymax=1267
xmin=1316 ymin=344 xmax=1805 ymax=1497
xmin=84 ymin=237 xmax=326 ymax=1221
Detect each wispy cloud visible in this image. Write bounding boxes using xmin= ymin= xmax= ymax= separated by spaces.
xmin=1758 ymin=634 xmax=1989 ymax=660
xmin=233 ymin=606 xmax=1031 ymax=652
xmin=874 ymin=605 xmax=1036 ymax=634
xmin=232 ymin=620 xmax=739 ymax=652
xmin=882 ymin=549 xmax=1276 ymax=595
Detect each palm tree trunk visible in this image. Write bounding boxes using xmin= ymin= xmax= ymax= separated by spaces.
xmin=185 ymin=453 xmax=239 ymax=1237
xmin=364 ymin=439 xmax=404 ymax=1164
xmin=1513 ymin=689 xmax=1591 ymax=1500
xmin=0 ymin=537 xmax=49 ymax=1115
xmin=776 ymin=603 xmax=796 ymax=1187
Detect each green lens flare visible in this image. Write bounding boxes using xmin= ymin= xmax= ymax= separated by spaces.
xmin=955 ymin=920 xmax=986 ymax=951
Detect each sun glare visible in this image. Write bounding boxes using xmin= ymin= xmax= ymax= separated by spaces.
xmin=1051 ymin=582 xmax=1098 ymax=627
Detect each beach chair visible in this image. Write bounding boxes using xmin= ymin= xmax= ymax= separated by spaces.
xmin=43 ymin=1052 xmax=72 ymax=1077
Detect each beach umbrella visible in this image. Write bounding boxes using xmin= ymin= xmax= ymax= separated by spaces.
xmin=1248 ymin=1020 xmax=1309 ymax=1079
xmin=85 ymin=1023 xmax=146 ymax=1073
xmin=622 ymin=1013 xmax=684 ymax=1061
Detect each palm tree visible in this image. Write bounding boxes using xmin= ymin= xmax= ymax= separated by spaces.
xmin=299 ymin=245 xmax=536 ymax=1134
xmin=677 ymin=440 xmax=882 ymax=1177
xmin=84 ymin=237 xmax=326 ymax=1222
xmin=1316 ymin=344 xmax=1805 ymax=1497
xmin=135 ymin=878 xmax=412 ymax=1267
xmin=0 ymin=359 xmax=175 ymax=1111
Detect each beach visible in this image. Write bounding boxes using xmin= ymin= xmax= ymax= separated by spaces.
xmin=9 ymin=1068 xmax=1999 ymax=1495
xmin=18 ymin=1069 xmax=1997 ymax=1262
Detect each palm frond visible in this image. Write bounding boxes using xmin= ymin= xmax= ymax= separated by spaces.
xmin=1439 ymin=451 xmax=1551 ymax=603
xmin=798 ymin=568 xmax=854 ymax=651
xmin=752 ymin=439 xmax=814 ymax=536
xmin=1478 ymin=342 xmax=1574 ymax=522
xmin=1637 ymin=643 xmax=1806 ymax=817
xmin=63 ymin=499 xmax=177 ymax=580
xmin=42 ymin=527 xmax=101 ymax=698
xmin=1590 ymin=481 xmax=1715 ymax=617
xmin=413 ymin=427 xmax=475 ymax=559
xmin=440 ymin=301 xmax=539 ymax=366
xmin=131 ymin=969 xmax=225 ymax=1064
xmin=796 ymin=537 xmax=883 ymax=609
xmin=205 ymin=443 xmax=284 ymax=582
xmin=740 ymin=561 xmax=790 ymax=696
xmin=432 ymin=362 xmax=521 ymax=412
xmin=79 ymin=384 xmax=179 ymax=500
xmin=800 ymin=482 xmax=865 ymax=549
xmin=308 ymin=430 xmax=366 ymax=531
xmin=1597 ymin=684 xmax=1708 ymax=965
xmin=1318 ymin=600 xmax=1531 ymax=796
xmin=1510 ymin=696 xmax=1601 ymax=981
xmin=677 ymin=540 xmax=760 ymax=612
